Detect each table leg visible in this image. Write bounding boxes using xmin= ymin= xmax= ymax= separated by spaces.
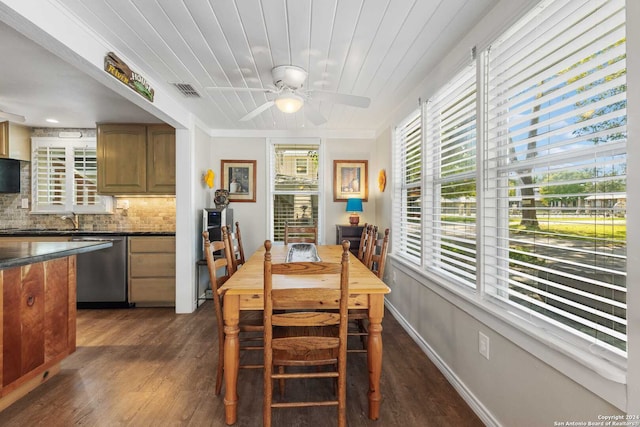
xmin=223 ymin=295 xmax=240 ymax=425
xmin=367 ymin=294 xmax=384 ymax=420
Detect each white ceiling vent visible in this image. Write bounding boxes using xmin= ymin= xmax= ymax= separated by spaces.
xmin=172 ymin=83 xmax=201 ymax=98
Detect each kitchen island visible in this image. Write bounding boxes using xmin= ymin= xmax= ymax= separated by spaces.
xmin=0 ymin=240 xmax=112 ymax=411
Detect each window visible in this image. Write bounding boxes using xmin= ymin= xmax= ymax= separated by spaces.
xmin=269 ymin=141 xmax=320 ymax=242
xmin=31 ymin=137 xmax=113 ymax=214
xmin=425 ymin=65 xmax=477 ymax=287
xmin=484 ymin=0 xmax=626 ymax=358
xmin=393 ymin=0 xmax=627 ymax=362
xmin=393 ymin=110 xmax=422 ymax=264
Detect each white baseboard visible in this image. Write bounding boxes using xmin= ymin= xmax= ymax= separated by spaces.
xmin=385 ymin=301 xmax=501 ymax=427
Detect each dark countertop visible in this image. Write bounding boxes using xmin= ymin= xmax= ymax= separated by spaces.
xmin=0 ymin=241 xmax=113 ymax=270
xmin=0 ymin=229 xmax=175 ymax=236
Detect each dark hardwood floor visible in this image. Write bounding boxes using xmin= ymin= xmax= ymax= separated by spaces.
xmin=0 ymin=302 xmax=484 ymax=426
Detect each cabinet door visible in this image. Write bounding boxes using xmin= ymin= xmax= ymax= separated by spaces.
xmin=0 ymin=121 xmax=8 ymax=158
xmin=97 ymin=124 xmax=147 ymax=194
xmin=336 ymin=225 xmax=364 ymax=256
xmin=3 ymin=264 xmax=45 ymax=386
xmin=0 ymin=122 xmax=30 ymax=161
xmin=1 ymin=257 xmax=75 ymax=397
xmin=146 ymin=124 xmax=175 ymax=194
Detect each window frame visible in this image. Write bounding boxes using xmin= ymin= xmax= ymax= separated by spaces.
xmin=424 ymin=63 xmax=478 ymax=289
xmin=267 ymin=138 xmax=323 ymax=243
xmin=392 ymin=109 xmax=423 ymax=265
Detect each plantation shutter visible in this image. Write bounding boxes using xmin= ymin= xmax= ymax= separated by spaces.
xmin=32 ymin=138 xmax=112 ymax=214
xmin=72 ymin=145 xmax=102 ymax=210
xmin=393 ymin=110 xmax=422 ymax=263
xmin=484 ymin=0 xmax=627 ymax=356
xmin=271 ymin=143 xmax=320 ymax=242
xmin=424 ymin=64 xmax=477 ymax=287
xmin=34 ymin=145 xmax=66 ymax=210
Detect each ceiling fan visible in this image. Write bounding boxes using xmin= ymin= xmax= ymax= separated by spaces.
xmin=0 ymin=103 xmax=26 ymax=123
xmin=206 ymin=65 xmax=370 ymax=125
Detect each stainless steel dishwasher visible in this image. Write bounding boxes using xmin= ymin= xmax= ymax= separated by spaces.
xmin=72 ymin=235 xmax=131 ymax=308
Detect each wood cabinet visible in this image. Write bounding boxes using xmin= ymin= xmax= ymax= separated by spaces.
xmin=0 ymin=122 xmax=30 ymax=161
xmin=97 ymin=123 xmax=175 ymax=195
xmin=146 ymin=125 xmax=176 ymax=194
xmin=1 ymin=256 xmax=76 ymax=409
xmin=128 ymin=236 xmax=176 ymax=307
xmin=336 ymin=224 xmax=365 ymax=256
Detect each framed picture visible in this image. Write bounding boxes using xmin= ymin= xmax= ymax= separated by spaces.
xmin=221 ymin=160 xmax=256 ymax=203
xmin=333 ymin=160 xmax=368 ymax=202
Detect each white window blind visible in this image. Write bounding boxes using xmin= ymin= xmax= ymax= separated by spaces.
xmin=270 ymin=143 xmax=320 ymax=242
xmin=425 ymin=65 xmax=477 ymax=287
xmin=393 ymin=110 xmax=422 ymax=263
xmin=31 ymin=138 xmax=113 ymax=214
xmin=484 ymin=0 xmax=626 ymax=357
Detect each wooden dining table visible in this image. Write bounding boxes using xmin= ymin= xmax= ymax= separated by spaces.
xmin=218 ymin=243 xmax=391 ymax=425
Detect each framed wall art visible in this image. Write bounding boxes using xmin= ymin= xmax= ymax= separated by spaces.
xmin=333 ymin=160 xmax=368 ymax=202
xmin=221 ymin=159 xmax=256 ymax=203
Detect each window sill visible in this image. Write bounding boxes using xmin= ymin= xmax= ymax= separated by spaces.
xmin=387 ymin=253 xmax=628 ymax=411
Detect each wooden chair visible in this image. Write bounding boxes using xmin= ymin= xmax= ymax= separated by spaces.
xmin=202 ymin=231 xmax=263 ymax=396
xmin=226 ymin=221 xmax=246 ymax=273
xmin=356 ymin=223 xmax=370 ymax=262
xmin=361 ymin=225 xmax=378 ymax=266
xmin=263 ymin=240 xmax=350 ymax=427
xmin=349 ymin=226 xmax=384 ymax=353
xmin=367 ymin=228 xmax=390 ymax=279
xmin=284 ymin=220 xmax=318 ymax=244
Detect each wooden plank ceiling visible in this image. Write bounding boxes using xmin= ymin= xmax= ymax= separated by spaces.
xmin=1 ymin=0 xmax=499 ymax=131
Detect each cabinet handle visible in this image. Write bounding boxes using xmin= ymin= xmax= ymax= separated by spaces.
xmin=26 ymin=295 xmax=35 ymax=306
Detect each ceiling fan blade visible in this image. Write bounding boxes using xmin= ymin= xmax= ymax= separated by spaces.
xmin=206 ymin=86 xmax=277 ymax=94
xmin=304 ymin=105 xmax=327 ymax=126
xmin=308 ymin=90 xmax=370 ymax=108
xmin=239 ymin=101 xmax=275 ymax=121
xmin=0 ymin=109 xmax=26 ymax=123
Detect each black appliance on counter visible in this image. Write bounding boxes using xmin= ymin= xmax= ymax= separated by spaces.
xmin=202 ymin=207 xmax=233 ymax=258
xmin=0 ymin=158 xmax=20 ymax=193
xmin=72 ymin=235 xmax=131 ymax=308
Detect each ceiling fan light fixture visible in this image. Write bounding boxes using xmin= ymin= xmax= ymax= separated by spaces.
xmin=274 ymin=93 xmax=303 ymax=114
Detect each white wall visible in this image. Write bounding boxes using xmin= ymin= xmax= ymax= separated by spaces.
xmin=207 ymin=136 xmax=377 ymax=252
xmin=185 ymin=124 xmax=214 ymax=309
xmin=323 ymin=138 xmax=377 ymax=243
xmin=209 ymin=137 xmax=268 ymax=257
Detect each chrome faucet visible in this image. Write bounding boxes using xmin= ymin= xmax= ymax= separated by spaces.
xmin=61 ymin=213 xmax=79 ymax=230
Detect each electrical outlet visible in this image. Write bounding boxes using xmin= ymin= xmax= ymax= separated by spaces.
xmin=479 ymin=331 xmax=490 ymax=360
xmin=116 ymin=199 xmax=130 ymax=210
xmin=21 ymin=198 xmax=29 ymax=209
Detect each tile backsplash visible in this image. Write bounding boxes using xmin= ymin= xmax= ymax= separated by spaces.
xmin=0 ymin=127 xmax=175 ymax=232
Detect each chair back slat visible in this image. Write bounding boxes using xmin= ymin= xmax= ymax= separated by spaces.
xmin=362 ymin=225 xmax=378 ymax=267
xmin=272 ymin=288 xmax=342 ymax=311
xmin=272 ymin=337 xmax=340 ymax=352
xmin=284 ymin=221 xmax=318 ymax=244
xmin=272 ymin=312 xmax=341 ymax=327
xmin=356 ymin=223 xmax=369 ymax=262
